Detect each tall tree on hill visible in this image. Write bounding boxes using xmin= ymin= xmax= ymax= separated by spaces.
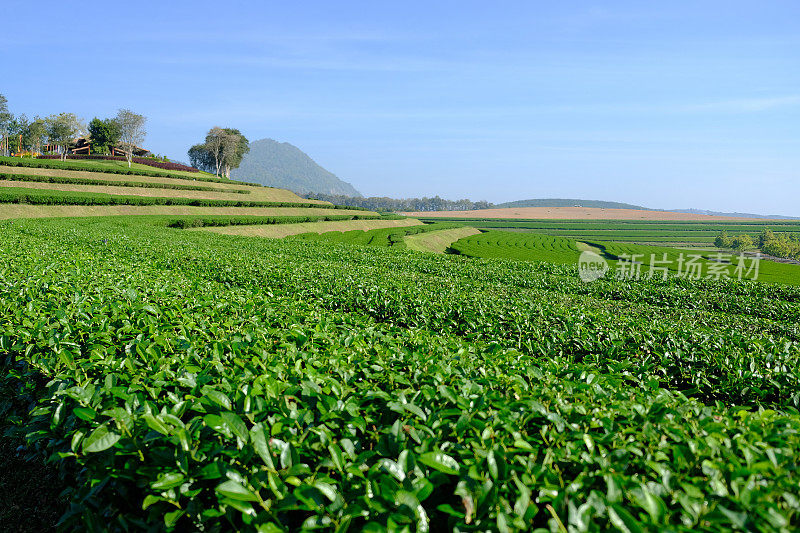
xmin=0 ymin=94 xmax=12 ymax=156
xmin=191 ymin=127 xmax=250 ymax=177
xmin=0 ymin=94 xmax=10 ymax=125
xmin=88 ymin=117 xmax=121 ymax=155
xmin=45 ymin=113 xmax=84 ymax=161
xmin=115 ymin=109 xmax=147 ymax=168
xmin=204 ymin=126 xmax=226 ymax=176
xmin=7 ymin=114 xmax=29 ymax=153
xmin=221 ymin=128 xmax=249 ymax=178
xmin=23 ymin=116 xmax=47 ymax=154
xmin=188 ymin=143 xmax=216 ymax=173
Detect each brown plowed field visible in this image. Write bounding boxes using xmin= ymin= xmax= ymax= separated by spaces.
xmin=402 ymin=207 xmax=766 ymax=221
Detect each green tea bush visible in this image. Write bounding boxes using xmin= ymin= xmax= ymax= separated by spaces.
xmin=0 ymin=187 xmax=370 ymax=211
xmin=1 ymin=218 xmax=799 ymax=531
xmin=166 ymin=214 xmax=372 ymax=229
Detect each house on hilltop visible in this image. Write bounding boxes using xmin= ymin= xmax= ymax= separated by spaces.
xmin=43 ymin=137 xmax=150 ymax=157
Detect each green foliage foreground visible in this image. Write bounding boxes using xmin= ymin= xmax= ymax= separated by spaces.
xmin=1 ymin=217 xmax=800 ymax=532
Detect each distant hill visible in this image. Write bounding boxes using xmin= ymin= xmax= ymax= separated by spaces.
xmin=669 ymin=208 xmax=798 ymax=220
xmin=231 ymin=139 xmax=361 ymax=196
xmin=496 ymin=198 xmax=651 ymax=210
xmin=496 ymin=199 xmax=797 ymax=219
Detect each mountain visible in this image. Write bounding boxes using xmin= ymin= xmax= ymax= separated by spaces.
xmin=231 ymin=138 xmax=361 ymax=196
xmin=496 ymin=198 xmax=651 ymax=210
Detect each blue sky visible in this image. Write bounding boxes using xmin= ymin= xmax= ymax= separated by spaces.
xmin=2 ymin=1 xmax=799 ymax=215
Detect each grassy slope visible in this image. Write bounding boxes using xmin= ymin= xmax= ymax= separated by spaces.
xmin=196 ymin=218 xmax=422 ymax=238
xmin=0 ymin=159 xmax=367 ymax=222
xmin=0 ymin=165 xmax=249 ymax=191
xmin=0 ymin=157 xmax=217 ymax=180
xmin=0 ymin=165 xmax=326 ymax=203
xmin=404 ymin=226 xmax=481 ymax=253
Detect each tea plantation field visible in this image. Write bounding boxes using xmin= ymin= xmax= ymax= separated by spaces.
xmin=423 ymin=218 xmax=800 ymax=246
xmin=450 ymin=232 xmax=582 ymax=264
xmin=2 ymin=216 xmax=800 ymax=532
xmin=290 ymin=222 xmax=461 ymax=248
xmin=449 ymin=230 xmax=800 ymax=285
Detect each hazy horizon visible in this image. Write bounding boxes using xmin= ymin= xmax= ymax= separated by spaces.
xmin=3 ymin=1 xmax=798 ymax=216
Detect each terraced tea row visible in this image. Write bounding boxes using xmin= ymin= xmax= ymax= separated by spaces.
xmin=0 ymin=164 xmax=274 ymax=193
xmin=0 ymin=170 xmax=251 ymax=194
xmin=0 ymin=169 xmax=324 ymax=205
xmin=450 ymin=231 xmax=582 ymax=264
xmin=197 ymin=217 xmax=423 ymax=238
xmin=0 ymin=156 xmax=253 ymax=184
xmin=0 ymin=187 xmax=368 ymax=210
xmin=289 ymin=222 xmax=461 ymax=247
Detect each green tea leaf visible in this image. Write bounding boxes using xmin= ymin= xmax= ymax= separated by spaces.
xmin=82 ymin=425 xmax=120 ymax=453
xmin=216 ymin=480 xmax=259 ymax=502
xmin=418 ymin=451 xmax=459 ymax=475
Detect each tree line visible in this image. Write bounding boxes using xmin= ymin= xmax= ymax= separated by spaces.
xmin=715 ymin=229 xmax=800 ymax=260
xmin=301 ymin=193 xmax=494 ymax=212
xmin=0 ymin=93 xmax=146 ymax=167
xmin=188 ymin=128 xmax=249 ymax=178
